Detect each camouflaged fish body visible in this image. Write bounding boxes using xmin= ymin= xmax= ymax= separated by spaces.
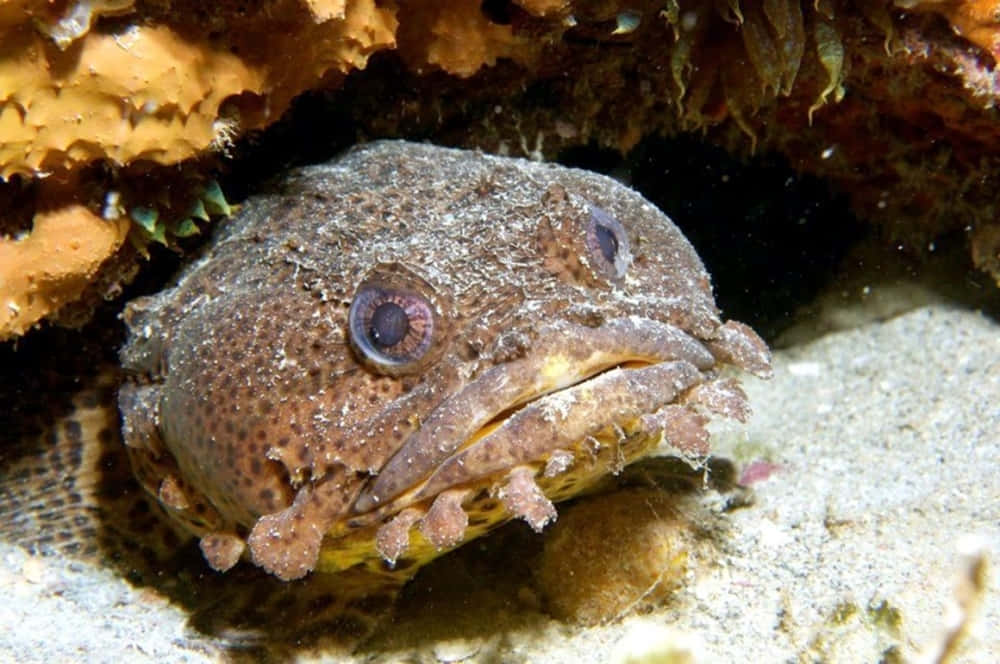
xmin=118 ymin=141 xmax=771 ymax=582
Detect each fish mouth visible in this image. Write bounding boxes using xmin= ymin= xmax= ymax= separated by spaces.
xmin=350 ymin=317 xmax=720 ymax=516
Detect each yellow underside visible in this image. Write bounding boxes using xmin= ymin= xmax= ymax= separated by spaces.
xmin=316 ymin=419 xmax=661 ymax=578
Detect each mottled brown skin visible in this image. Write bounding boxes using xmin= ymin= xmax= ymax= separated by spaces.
xmin=118 ymin=141 xmax=770 ymax=582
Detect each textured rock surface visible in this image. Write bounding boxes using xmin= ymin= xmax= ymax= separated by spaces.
xmin=2 ymin=301 xmax=996 ymax=662
xmin=0 ymin=204 xmax=130 ymax=338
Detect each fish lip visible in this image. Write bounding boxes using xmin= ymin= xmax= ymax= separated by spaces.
xmin=346 ymin=358 xmax=706 ymax=529
xmin=411 ymin=359 xmax=704 ymax=503
xmin=350 ymin=316 xmax=716 ymax=515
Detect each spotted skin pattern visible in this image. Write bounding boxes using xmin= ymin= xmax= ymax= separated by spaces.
xmin=118 ymin=141 xmax=769 ymax=584
xmin=2 ymin=141 xmax=769 ymax=651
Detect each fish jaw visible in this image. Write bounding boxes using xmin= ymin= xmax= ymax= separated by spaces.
xmin=352 ymin=316 xmax=718 ymax=514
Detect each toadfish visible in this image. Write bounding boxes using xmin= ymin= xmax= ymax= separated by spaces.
xmin=117 ymin=140 xmax=771 ymax=586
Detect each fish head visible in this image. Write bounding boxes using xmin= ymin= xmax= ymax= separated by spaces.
xmin=118 ymin=141 xmax=770 ymax=581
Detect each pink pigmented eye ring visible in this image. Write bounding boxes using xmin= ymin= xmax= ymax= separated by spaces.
xmin=348 ymin=286 xmax=435 ymax=374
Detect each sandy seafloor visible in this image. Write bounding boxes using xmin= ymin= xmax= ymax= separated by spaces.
xmin=1 ymin=297 xmax=998 ymax=662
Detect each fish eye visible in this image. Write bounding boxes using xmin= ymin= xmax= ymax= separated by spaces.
xmin=595 ymin=223 xmax=618 ymax=262
xmin=349 ymin=286 xmax=435 ymax=374
xmin=585 ymin=204 xmax=631 ymax=280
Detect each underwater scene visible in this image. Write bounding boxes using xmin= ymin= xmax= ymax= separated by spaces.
xmin=1 ymin=1 xmax=998 ymax=662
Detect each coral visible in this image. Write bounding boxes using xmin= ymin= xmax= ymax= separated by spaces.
xmin=0 ymin=202 xmax=129 ymax=338
xmin=534 ymin=488 xmax=699 ymax=625
xmin=394 ymin=0 xmax=567 ymax=77
xmin=897 ymin=0 xmax=1000 ymax=57
xmin=396 ymin=0 xmax=529 ymax=77
xmin=0 ymin=23 xmax=262 ymax=177
xmin=0 ymin=2 xmax=397 ymax=178
xmin=23 ymin=1 xmax=137 ymax=49
xmin=0 ymin=0 xmax=577 ymax=180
